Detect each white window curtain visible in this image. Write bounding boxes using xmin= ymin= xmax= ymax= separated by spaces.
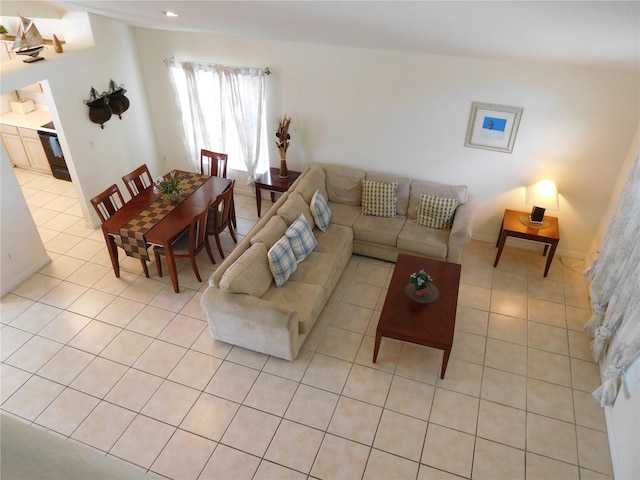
xmin=584 ymin=154 xmax=640 ymax=406
xmin=164 ymin=57 xmax=269 ymax=182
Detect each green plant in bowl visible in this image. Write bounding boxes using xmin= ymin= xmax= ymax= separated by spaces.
xmin=156 ymin=171 xmax=185 ymax=202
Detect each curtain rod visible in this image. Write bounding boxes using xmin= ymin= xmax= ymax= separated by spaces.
xmin=163 ymin=56 xmax=270 ymax=75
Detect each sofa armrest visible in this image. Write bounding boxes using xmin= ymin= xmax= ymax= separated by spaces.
xmin=201 ymin=287 xmax=299 ymax=360
xmin=447 ymin=198 xmax=476 ymax=263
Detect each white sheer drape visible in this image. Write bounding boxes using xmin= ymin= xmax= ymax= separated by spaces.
xmin=220 ymin=66 xmax=266 ymax=182
xmin=584 ymin=154 xmax=640 ymax=406
xmin=166 ymin=61 xmax=211 ymax=171
xmin=164 ymin=58 xmax=268 ymax=181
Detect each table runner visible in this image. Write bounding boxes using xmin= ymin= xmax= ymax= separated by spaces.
xmin=119 ymin=172 xmax=208 ymax=261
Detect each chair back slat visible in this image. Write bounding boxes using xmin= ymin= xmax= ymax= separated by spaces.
xmin=122 ymin=164 xmax=153 ymax=198
xmin=190 ymin=201 xmax=212 ymax=251
xmin=212 ymin=180 xmax=234 ymax=231
xmin=90 ymin=184 xmax=124 ymax=223
xmin=200 ymin=149 xmax=228 ymax=178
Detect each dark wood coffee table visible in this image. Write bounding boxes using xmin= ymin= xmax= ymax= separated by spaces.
xmin=373 ymin=254 xmax=461 ymax=379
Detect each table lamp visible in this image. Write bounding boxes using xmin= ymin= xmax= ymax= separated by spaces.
xmin=525 ymin=180 xmax=558 ymax=223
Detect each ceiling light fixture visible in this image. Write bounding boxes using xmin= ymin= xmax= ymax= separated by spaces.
xmin=162 ymin=11 xmax=178 ymax=18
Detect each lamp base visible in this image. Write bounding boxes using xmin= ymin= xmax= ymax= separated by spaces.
xmin=519 ymin=214 xmax=550 ymax=229
xmin=530 ymin=206 xmax=546 ymax=223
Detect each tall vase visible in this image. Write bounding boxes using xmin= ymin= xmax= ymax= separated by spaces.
xmin=279 ymin=153 xmax=288 ymax=178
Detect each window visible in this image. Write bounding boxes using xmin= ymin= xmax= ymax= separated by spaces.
xmin=165 ymin=58 xmax=269 ymax=180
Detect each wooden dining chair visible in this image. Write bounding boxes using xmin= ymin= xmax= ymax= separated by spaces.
xmin=207 ymin=180 xmax=237 ymax=258
xmin=200 ymin=149 xmax=228 ymax=177
xmin=200 ymin=149 xmax=236 ymax=229
xmin=122 ymin=164 xmax=153 ymax=198
xmin=153 ymin=200 xmax=216 ymax=285
xmin=90 ymin=184 xmax=150 ymax=277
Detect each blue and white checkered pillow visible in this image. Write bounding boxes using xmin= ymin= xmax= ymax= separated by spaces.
xmin=267 ymin=235 xmax=298 ymax=287
xmin=285 ymin=213 xmax=317 ymax=263
xmin=310 ymin=190 xmax=331 ymax=232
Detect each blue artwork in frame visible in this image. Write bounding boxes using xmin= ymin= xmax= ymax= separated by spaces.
xmin=481 ymin=116 xmax=507 ymax=139
xmin=465 ymin=102 xmax=523 ymax=153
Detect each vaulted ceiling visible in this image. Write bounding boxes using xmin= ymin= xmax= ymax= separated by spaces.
xmin=5 ymin=1 xmax=640 ymax=71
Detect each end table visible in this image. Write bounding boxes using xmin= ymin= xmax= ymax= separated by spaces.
xmin=494 ymin=209 xmax=560 ymax=277
xmin=254 ymin=167 xmax=301 ymax=217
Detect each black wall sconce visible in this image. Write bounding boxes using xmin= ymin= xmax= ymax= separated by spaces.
xmin=84 ymin=87 xmax=111 ymax=129
xmin=107 ymin=80 xmax=129 ymax=119
xmin=84 ymin=80 xmax=130 ymax=129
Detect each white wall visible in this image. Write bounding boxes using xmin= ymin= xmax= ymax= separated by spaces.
xmin=132 ymin=28 xmax=639 ymax=259
xmin=0 ymin=141 xmax=50 ymax=295
xmin=0 ymin=13 xmax=158 ymax=294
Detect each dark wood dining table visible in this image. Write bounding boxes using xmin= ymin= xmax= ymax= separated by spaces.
xmin=101 ymin=171 xmax=232 ymax=293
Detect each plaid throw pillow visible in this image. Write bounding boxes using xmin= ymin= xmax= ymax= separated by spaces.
xmin=285 ymin=214 xmax=317 ymax=263
xmin=310 ymin=190 xmax=331 ymax=232
xmin=267 ymin=235 xmax=298 ymax=287
xmin=361 ymin=181 xmax=398 ymax=217
xmin=416 ymin=195 xmax=458 ymax=229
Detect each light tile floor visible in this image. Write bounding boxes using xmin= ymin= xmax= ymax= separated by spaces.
xmin=1 ymin=168 xmax=613 ymax=479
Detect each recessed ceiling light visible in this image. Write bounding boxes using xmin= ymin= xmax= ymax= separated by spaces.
xmin=162 ymin=11 xmax=178 ymax=18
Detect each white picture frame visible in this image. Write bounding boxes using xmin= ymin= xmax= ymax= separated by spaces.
xmin=465 ymin=102 xmax=523 ymax=153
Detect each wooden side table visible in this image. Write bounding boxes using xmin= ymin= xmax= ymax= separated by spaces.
xmin=494 ymin=209 xmax=560 ymax=277
xmin=254 ymin=167 xmax=301 ymax=217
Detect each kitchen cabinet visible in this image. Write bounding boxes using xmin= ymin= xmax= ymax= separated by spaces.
xmin=1 ymin=124 xmax=31 ymax=169
xmin=19 ymin=127 xmax=51 ymax=172
xmin=0 ymin=123 xmax=51 ymax=174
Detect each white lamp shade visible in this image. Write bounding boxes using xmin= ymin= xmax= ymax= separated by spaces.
xmin=525 ymin=180 xmax=559 ymax=211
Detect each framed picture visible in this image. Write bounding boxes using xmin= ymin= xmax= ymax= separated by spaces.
xmin=465 ymin=102 xmax=523 ymax=153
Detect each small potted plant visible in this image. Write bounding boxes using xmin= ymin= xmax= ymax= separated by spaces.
xmin=0 ymin=25 xmax=8 ymax=41
xmin=155 ymin=171 xmax=184 ymax=203
xmin=410 ymin=269 xmax=433 ymax=296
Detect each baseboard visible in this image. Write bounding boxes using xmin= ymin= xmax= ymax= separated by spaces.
xmin=604 ymin=402 xmax=620 ymax=479
xmin=0 ymin=256 xmax=52 ymax=298
xmin=472 ymin=234 xmax=586 ymax=260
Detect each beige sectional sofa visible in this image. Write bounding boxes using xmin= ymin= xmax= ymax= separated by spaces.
xmin=201 ymin=162 xmax=475 ymax=360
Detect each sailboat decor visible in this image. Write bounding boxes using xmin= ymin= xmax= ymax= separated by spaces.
xmin=12 ymin=15 xmax=45 ymax=63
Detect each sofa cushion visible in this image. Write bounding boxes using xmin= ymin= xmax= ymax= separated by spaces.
xmin=268 ymin=236 xmax=298 ymax=287
xmin=416 ymin=195 xmax=459 ymax=229
xmin=219 ymin=243 xmax=272 ymax=297
xmin=408 ymin=181 xmax=468 ymax=219
xmin=310 ymin=190 xmax=331 ymax=232
xmin=353 ymin=214 xmax=406 ymax=247
xmin=327 ymin=202 xmax=361 ymax=227
xmin=285 ymin=214 xmax=317 ymax=263
xmin=262 ymin=281 xmax=325 ymax=335
xmin=323 ymin=164 xmax=366 ymax=205
xmin=398 ymin=221 xmax=449 ymax=259
xmin=250 ymin=215 xmax=288 ymax=250
xmin=289 ymin=251 xmax=340 ymax=287
xmin=296 ymin=165 xmax=328 ymax=204
xmin=278 ymin=191 xmax=315 ymax=227
xmin=361 ymin=180 xmax=398 ymax=217
xmin=366 ymin=173 xmax=411 ymax=216
xmin=314 ymin=223 xmax=353 ymax=254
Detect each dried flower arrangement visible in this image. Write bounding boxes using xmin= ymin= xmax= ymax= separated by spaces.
xmin=275 ymin=115 xmax=291 ymax=178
